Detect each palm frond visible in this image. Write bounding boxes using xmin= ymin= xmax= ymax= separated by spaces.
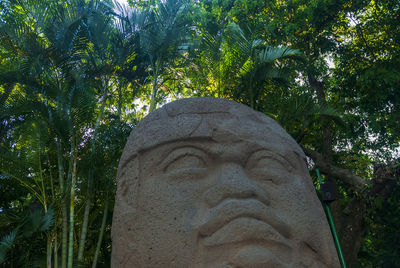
xmin=0 ymin=231 xmax=16 ymax=250
xmin=257 ymin=46 xmax=302 ymax=63
xmin=276 ymin=92 xmax=344 ymax=127
xmin=0 ymin=230 xmax=17 ymax=264
xmin=39 ymin=208 xmax=54 ymax=232
xmin=225 ymin=22 xmax=251 ymax=60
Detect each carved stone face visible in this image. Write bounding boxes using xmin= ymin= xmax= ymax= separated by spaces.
xmin=111 ymin=98 xmax=339 ymax=268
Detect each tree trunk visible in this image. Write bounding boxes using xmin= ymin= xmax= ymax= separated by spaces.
xmin=56 ymin=141 xmax=68 ymax=268
xmin=47 ymin=236 xmax=52 ymax=268
xmin=91 ymin=197 xmax=109 ymax=268
xmin=67 ymin=135 xmax=77 ymax=268
xmin=54 ymin=235 xmax=58 ymax=268
xmin=149 ymin=74 xmax=159 ymax=112
xmin=77 ymin=86 xmax=107 ymax=261
xmin=300 ymin=146 xmax=399 ymax=266
xmin=149 ymin=59 xmax=161 ymax=112
xmin=338 ymin=199 xmax=366 ymax=267
xmin=77 ymin=170 xmax=92 ymax=262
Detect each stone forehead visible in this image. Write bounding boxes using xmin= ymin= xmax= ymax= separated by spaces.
xmin=119 ymin=98 xmax=304 ymax=167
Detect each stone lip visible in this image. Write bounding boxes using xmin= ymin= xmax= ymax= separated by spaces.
xmin=198 ymin=199 xmax=292 ymax=245
xmin=202 ymin=217 xmax=292 ymax=249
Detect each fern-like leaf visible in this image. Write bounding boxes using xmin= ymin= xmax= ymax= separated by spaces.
xmin=0 ymin=230 xmax=17 ymax=264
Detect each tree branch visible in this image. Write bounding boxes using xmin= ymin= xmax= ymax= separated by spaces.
xmin=301 ymin=146 xmax=368 ymax=189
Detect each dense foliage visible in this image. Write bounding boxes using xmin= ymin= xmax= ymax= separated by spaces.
xmin=0 ymin=0 xmax=399 ymax=267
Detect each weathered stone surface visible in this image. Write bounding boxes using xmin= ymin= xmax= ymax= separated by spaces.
xmin=111 ymin=97 xmax=340 ymax=268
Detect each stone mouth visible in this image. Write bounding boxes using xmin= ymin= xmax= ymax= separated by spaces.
xmin=198 ymin=199 xmax=292 ymax=248
xmin=199 ymin=199 xmax=291 ymax=236
xmin=201 ymin=217 xmax=292 ymax=249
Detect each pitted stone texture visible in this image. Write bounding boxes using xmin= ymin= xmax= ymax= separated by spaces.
xmin=112 ymin=97 xmax=340 ymax=268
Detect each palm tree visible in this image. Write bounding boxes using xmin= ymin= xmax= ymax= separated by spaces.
xmin=0 ymin=0 xmax=119 ymax=267
xmin=0 ymin=206 xmax=55 ymax=266
xmin=218 ymin=23 xmax=343 ymax=140
xmin=114 ymin=0 xmax=193 ymax=112
xmin=224 ymin=22 xmax=303 ymax=110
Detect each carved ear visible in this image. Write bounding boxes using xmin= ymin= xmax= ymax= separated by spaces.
xmin=112 ymin=155 xmax=140 ymax=245
xmin=112 ymin=156 xmax=141 ymax=266
xmin=116 ymin=156 xmax=140 ymax=207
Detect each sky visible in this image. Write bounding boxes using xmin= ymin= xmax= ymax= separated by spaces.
xmin=115 ymin=0 xmax=129 ymax=8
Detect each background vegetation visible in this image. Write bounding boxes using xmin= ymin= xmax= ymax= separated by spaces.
xmin=0 ymin=0 xmax=399 ymax=267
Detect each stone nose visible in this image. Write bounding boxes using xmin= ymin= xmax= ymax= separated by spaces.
xmin=203 ymin=163 xmax=270 ymax=208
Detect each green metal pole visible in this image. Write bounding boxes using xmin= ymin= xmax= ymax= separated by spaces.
xmin=316 ymin=168 xmax=347 ymax=268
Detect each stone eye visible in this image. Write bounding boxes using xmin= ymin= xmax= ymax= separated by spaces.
xmin=246 ymin=150 xmax=292 ymax=184
xmin=250 ymin=157 xmax=274 ymax=170
xmin=164 ymin=154 xmax=206 ymax=173
xmin=162 ymin=147 xmax=208 ymax=174
xmin=246 ymin=150 xmax=290 ymax=171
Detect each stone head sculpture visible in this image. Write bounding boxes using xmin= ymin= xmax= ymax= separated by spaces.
xmin=111 ymin=97 xmax=339 ymax=267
